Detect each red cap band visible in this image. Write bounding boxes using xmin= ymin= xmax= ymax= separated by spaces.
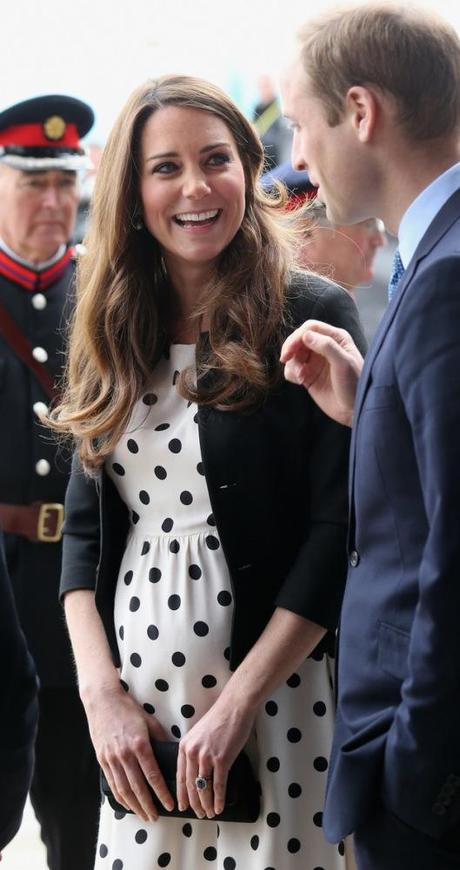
xmin=0 ymin=122 xmax=80 ymax=148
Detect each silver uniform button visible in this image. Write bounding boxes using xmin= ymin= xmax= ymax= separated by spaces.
xmin=32 ymin=346 xmax=48 ymax=363
xmin=31 ymin=293 xmax=47 ymax=310
xmin=33 ymin=401 xmax=48 ymax=419
xmin=35 ymin=459 xmax=51 ymax=476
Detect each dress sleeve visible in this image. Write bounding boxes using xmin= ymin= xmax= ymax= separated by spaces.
xmin=59 ymin=450 xmax=101 ymax=599
xmin=275 ymin=281 xmax=367 ymax=630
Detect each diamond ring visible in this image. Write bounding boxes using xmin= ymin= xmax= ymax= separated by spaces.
xmin=195 ymin=775 xmax=213 ymax=791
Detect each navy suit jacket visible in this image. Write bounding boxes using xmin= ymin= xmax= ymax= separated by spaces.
xmin=324 ymin=187 xmax=460 ymax=846
xmin=0 ymin=529 xmax=38 ymax=850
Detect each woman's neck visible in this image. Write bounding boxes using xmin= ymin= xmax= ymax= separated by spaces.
xmin=165 ymin=257 xmax=212 ymax=341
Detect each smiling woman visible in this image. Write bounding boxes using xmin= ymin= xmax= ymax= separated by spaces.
xmin=47 ymin=74 xmax=365 ymax=870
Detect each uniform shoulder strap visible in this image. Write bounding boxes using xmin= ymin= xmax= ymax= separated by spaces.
xmin=0 ymin=302 xmax=57 ymax=400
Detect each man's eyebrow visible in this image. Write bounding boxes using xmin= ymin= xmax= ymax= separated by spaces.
xmin=146 ymin=141 xmax=232 ymax=163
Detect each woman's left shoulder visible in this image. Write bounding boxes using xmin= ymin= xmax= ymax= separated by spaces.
xmin=284 ymin=270 xmax=366 ymax=351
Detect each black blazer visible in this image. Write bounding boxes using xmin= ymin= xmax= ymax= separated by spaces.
xmin=60 ymin=275 xmax=366 ymax=670
xmin=0 ymin=530 xmax=38 ymax=850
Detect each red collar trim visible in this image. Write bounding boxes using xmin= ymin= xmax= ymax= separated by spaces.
xmin=0 ymin=246 xmax=73 ymax=291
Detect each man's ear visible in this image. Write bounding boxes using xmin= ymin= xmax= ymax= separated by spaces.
xmin=345 ymin=86 xmax=378 ymax=143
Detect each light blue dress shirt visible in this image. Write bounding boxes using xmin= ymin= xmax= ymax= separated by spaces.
xmin=398 ymin=162 xmax=460 ymax=269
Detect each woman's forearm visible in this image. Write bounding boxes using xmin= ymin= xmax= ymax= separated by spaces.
xmin=219 ymin=606 xmax=326 ymax=714
xmin=63 ymin=588 xmax=121 ymax=704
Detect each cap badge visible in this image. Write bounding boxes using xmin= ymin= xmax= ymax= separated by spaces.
xmin=43 ymin=115 xmax=66 ymax=141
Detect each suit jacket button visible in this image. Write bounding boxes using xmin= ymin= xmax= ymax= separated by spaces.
xmin=349 ymin=550 xmax=360 ymax=568
xmin=432 ymin=802 xmax=447 ymax=816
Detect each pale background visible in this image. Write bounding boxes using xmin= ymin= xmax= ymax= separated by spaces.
xmin=1 ymin=0 xmax=457 ymax=865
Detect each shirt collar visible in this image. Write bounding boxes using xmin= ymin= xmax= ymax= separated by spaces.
xmin=0 ymin=237 xmax=66 ymax=271
xmin=398 ymin=162 xmax=460 ymax=269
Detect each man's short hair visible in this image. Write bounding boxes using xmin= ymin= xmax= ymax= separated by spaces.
xmin=297 ymin=3 xmax=460 ymax=142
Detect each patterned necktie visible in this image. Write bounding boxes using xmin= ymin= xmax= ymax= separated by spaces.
xmin=387 ymin=248 xmax=405 ymax=302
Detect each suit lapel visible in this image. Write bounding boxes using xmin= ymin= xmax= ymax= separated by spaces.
xmin=348 ymin=186 xmax=460 ymax=500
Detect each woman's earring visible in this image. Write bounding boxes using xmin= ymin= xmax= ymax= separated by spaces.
xmin=132 ymin=213 xmax=144 ymax=231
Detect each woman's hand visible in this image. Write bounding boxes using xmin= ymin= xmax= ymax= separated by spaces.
xmin=176 ymin=697 xmax=256 ymax=819
xmin=83 ymin=682 xmax=174 ymax=822
xmin=281 ymin=319 xmax=364 ymax=427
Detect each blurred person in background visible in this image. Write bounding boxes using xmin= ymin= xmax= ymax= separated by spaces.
xmin=49 ymin=74 xmax=365 ymax=870
xmin=0 ymin=94 xmax=100 ymax=870
xmin=0 ymin=528 xmax=38 ymax=856
xmin=252 ymin=74 xmax=292 ymax=170
xmin=263 ymin=162 xmax=385 ymax=298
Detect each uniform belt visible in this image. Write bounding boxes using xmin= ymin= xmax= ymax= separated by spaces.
xmin=0 ymin=502 xmax=64 ymax=543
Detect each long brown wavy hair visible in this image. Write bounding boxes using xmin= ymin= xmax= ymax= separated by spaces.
xmin=49 ymin=75 xmax=296 ymax=471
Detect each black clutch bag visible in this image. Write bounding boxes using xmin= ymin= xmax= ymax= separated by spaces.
xmin=100 ymin=740 xmax=260 ymax=823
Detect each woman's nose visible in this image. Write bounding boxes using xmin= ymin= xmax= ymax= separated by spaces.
xmin=182 ymin=171 xmax=211 ymax=199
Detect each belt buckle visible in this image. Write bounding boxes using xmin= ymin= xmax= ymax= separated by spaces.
xmin=37 ymin=503 xmax=64 ymax=543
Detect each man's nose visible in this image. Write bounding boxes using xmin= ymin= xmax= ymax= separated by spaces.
xmin=41 ymin=186 xmax=61 ymax=207
xmin=291 ymin=140 xmax=308 ymax=173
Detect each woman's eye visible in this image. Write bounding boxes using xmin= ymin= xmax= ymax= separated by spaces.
xmin=208 ymin=153 xmax=230 ymax=166
xmin=152 ymin=162 xmax=178 ymax=174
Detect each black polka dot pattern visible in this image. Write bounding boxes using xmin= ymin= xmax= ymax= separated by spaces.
xmin=181 ymin=704 xmax=195 ymax=718
xmin=217 ymin=590 xmax=232 ymax=606
xmin=168 ymin=594 xmax=181 ymax=610
xmin=313 ymin=701 xmax=327 ymax=716
xmin=155 ymin=679 xmax=169 ymax=692
xmin=104 ymin=345 xmax=338 ymax=869
xmin=149 ymin=567 xmax=161 ymax=583
xmin=287 ymin=727 xmax=302 ymax=743
xmin=265 ymin=701 xmax=278 ymax=716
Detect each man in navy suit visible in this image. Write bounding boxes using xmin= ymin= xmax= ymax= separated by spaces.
xmin=0 ymin=529 xmax=38 ymax=853
xmin=281 ymin=4 xmax=460 ymax=868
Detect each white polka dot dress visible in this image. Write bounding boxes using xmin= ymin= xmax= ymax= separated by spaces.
xmin=96 ymin=344 xmax=349 ymax=870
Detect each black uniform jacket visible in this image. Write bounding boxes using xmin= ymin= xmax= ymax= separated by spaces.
xmin=0 ymin=529 xmax=38 ymax=850
xmin=0 ymin=246 xmax=76 ymax=685
xmin=60 ymin=275 xmax=367 ymax=670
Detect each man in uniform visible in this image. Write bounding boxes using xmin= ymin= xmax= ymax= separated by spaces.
xmin=0 ymin=94 xmax=100 ymax=869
